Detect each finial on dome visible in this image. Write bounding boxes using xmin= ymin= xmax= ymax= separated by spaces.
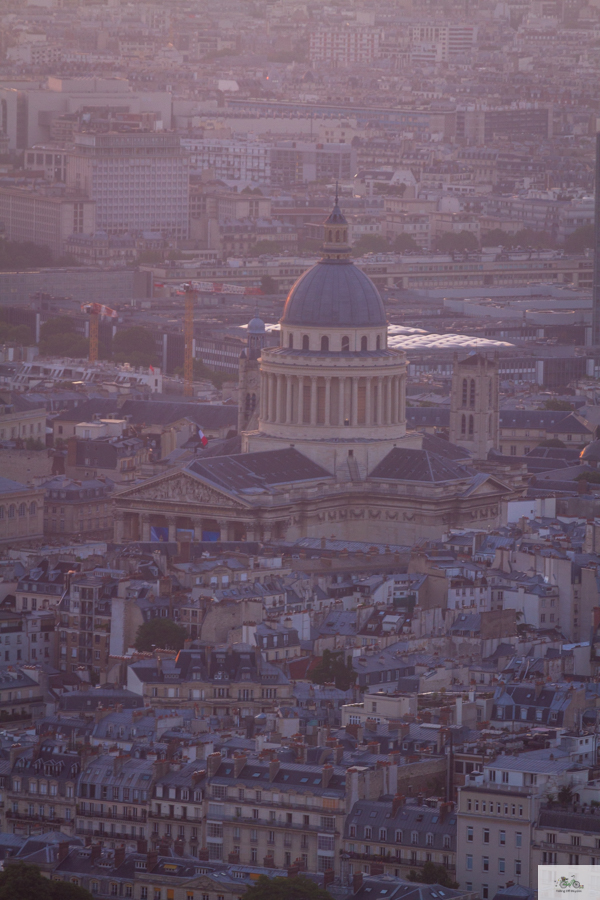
xmin=321 ymin=189 xmax=351 ymax=261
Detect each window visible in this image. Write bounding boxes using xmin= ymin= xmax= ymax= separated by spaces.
xmin=462 ymin=378 xmax=468 ymax=406
xmin=302 ymin=335 xmax=309 ymax=350
xmin=483 ymin=857 xmax=489 ymax=872
xmin=466 ymin=854 xmax=473 ymax=871
xmin=516 ymin=832 xmax=522 ymax=848
xmin=289 ymin=334 xmax=294 ymax=348
xmin=499 ymin=858 xmax=505 ymax=874
xmin=361 ymin=336 xmax=367 ymax=351
xmin=411 ymin=831 xmax=418 ymax=845
xmin=321 ymin=336 xmax=329 ymax=351
xmin=483 ymin=828 xmax=489 ymax=844
xmin=467 ymin=827 xmax=473 ymax=843
xmin=499 ymin=830 xmax=506 ymax=846
xmin=515 ymin=860 xmax=522 ymax=876
xmin=342 ymin=336 xmax=349 ymax=352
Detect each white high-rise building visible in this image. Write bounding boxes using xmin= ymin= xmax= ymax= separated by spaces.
xmin=66 ymin=132 xmax=189 ymax=238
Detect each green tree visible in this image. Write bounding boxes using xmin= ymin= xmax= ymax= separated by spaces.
xmin=250 ymin=240 xmax=284 ymax=256
xmin=558 ymin=784 xmax=574 ymax=806
xmin=513 ymin=228 xmax=555 ymax=249
xmin=408 ymin=862 xmax=458 ymax=888
xmin=260 ymin=274 xmax=278 ymax=294
xmin=436 ymin=231 xmax=479 ymax=253
xmin=310 ymin=649 xmax=356 ymax=691
xmin=243 ymin=875 xmax=334 ymax=900
xmin=0 ymin=319 xmax=33 ymax=345
xmin=543 ymin=399 xmax=574 ymax=411
xmin=0 ymin=239 xmax=54 ymax=271
xmin=576 ymin=471 xmax=600 ymax=484
xmin=134 ymin=617 xmax=187 ymax=652
xmin=352 ymin=234 xmax=389 ymax=256
xmin=112 ymin=326 xmax=157 ymax=367
xmin=393 ymin=233 xmax=420 ymax=253
xmin=481 ymin=228 xmax=514 ymax=247
xmin=39 ymin=317 xmax=88 ymax=358
xmin=0 ymin=860 xmax=92 ymax=900
xmin=564 ymin=224 xmax=595 ymax=253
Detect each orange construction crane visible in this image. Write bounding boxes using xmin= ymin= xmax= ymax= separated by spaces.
xmin=81 ymin=303 xmax=118 ymax=363
xmin=182 ymin=284 xmax=196 ymax=398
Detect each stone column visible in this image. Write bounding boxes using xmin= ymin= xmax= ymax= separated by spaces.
xmin=310 ymin=376 xmax=317 ymax=425
xmin=399 ymin=374 xmax=405 ymax=423
xmin=285 ymin=376 xmax=293 ymax=425
xmin=140 ymin=513 xmax=151 ymax=542
xmin=277 ymin=374 xmax=284 ymax=423
xmin=386 ymin=376 xmax=392 ymax=425
xmin=218 ymin=520 xmax=229 ymax=541
xmin=376 ymin=377 xmax=383 ymax=425
xmin=339 ymin=376 xmax=346 ymax=424
xmin=113 ymin=512 xmax=125 ymax=543
xmin=324 ymin=377 xmax=332 ymax=426
xmin=299 ymin=377 xmax=305 ymax=424
xmin=392 ymin=376 xmax=398 ymax=424
xmin=351 ymin=376 xmax=358 ymax=426
xmin=167 ymin=516 xmax=177 ymax=543
xmin=365 ymin=377 xmax=372 ymax=425
xmin=192 ymin=518 xmax=203 ymax=541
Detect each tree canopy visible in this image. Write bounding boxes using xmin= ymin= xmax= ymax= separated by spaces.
xmin=436 ymin=230 xmax=479 ymax=252
xmin=0 ymin=861 xmax=92 ymax=900
xmin=564 ymin=224 xmax=594 ymax=253
xmin=542 ymin=399 xmax=574 ymax=411
xmin=352 ymin=234 xmax=389 ymax=256
xmin=39 ymin=317 xmax=88 ymax=359
xmin=408 ymin=861 xmax=458 ymax=888
xmin=134 ymin=617 xmax=187 ymax=652
xmin=243 ymin=875 xmax=334 ymax=900
xmin=310 ymin=649 xmax=356 ymax=690
xmin=0 ymin=316 xmax=33 ymax=345
xmin=393 ymin=233 xmax=420 ymax=253
xmin=112 ymin=326 xmax=158 ymax=367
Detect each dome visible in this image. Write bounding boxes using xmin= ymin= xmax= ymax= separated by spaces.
xmin=248 ymin=316 xmax=266 ymax=334
xmin=280 ymin=259 xmax=387 ymax=328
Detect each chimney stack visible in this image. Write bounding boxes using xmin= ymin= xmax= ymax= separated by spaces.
xmin=269 ymin=758 xmax=280 ymax=782
xmin=147 ymin=849 xmax=158 ymax=871
xmin=113 ymin=844 xmax=126 ymax=868
xmin=207 ymin=752 xmax=222 ymax=777
xmin=353 ymin=872 xmax=363 ymax=893
xmin=392 ymin=794 xmax=405 ymax=816
xmin=58 ymin=841 xmax=71 ymax=863
xmin=322 ymin=764 xmax=334 ymax=789
xmin=233 ymin=753 xmax=247 ymax=777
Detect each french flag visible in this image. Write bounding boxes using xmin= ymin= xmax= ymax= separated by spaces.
xmin=198 ymin=429 xmax=208 ymax=447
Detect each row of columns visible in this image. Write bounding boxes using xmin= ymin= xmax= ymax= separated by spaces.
xmin=114 ymin=513 xmax=283 ymax=543
xmin=260 ymin=372 xmax=405 ymax=427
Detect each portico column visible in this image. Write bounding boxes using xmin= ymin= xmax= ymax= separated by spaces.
xmin=114 ymin=512 xmax=124 ymax=542
xmin=263 ymin=373 xmax=270 ymax=422
xmin=386 ymin=377 xmax=392 ymax=425
xmin=140 ymin=513 xmax=150 ymax=542
xmin=277 ymin=374 xmax=284 ymax=422
xmin=324 ymin=377 xmax=332 ymax=426
xmin=192 ymin=518 xmax=203 ymax=541
xmin=399 ymin=374 xmax=405 ymax=423
xmin=285 ymin=376 xmax=293 ymax=424
xmin=365 ymin=377 xmax=372 ymax=425
xmin=351 ymin=376 xmax=358 ymax=426
xmin=339 ymin=376 xmax=347 ymax=424
xmin=218 ymin=520 xmax=228 ymax=541
xmin=377 ymin=377 xmax=383 ymax=425
xmin=299 ymin=376 xmax=305 ymax=424
xmin=310 ymin=376 xmax=317 ymax=425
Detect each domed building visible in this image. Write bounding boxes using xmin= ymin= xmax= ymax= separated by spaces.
xmin=114 ymin=201 xmax=516 ymax=546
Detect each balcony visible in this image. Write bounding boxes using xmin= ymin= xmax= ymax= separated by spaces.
xmin=343 ymin=851 xmax=455 ymax=872
xmin=149 ymin=810 xmax=202 ymax=821
xmin=76 ymin=807 xmax=147 ymax=823
xmin=7 ymin=810 xmax=68 ymax=826
xmin=75 ymin=827 xmax=141 ymax=840
xmin=214 ymin=813 xmax=338 ymax=833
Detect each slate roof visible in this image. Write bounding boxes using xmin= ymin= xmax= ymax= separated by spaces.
xmin=0 ymin=476 xmax=31 ymax=495
xmin=281 ymin=258 xmax=387 ymax=328
xmin=188 ymin=448 xmax=332 ymax=492
xmin=406 ymin=407 xmax=593 ymax=435
xmin=353 ymin=874 xmax=467 ymax=900
xmin=421 ymin=432 xmax=471 ymax=461
xmin=345 ymin=799 xmax=456 ymax=851
xmin=54 ymin=399 xmax=238 ymax=429
xmin=370 ymin=449 xmax=470 ymax=483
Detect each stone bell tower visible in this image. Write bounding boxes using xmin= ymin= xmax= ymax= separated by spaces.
xmin=449 ymin=352 xmax=499 ymax=461
xmin=238 ymin=314 xmax=266 ymax=433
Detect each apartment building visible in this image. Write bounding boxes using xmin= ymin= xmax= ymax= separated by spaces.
xmin=59 ymin=572 xmax=120 ymax=677
xmin=150 ymin=760 xmax=205 ymax=856
xmin=76 ymin=754 xmax=155 ymax=849
xmin=0 ymin=186 xmax=95 ymax=258
xmin=309 ymin=27 xmax=383 ymax=65
xmin=456 ymin=747 xmax=591 ymax=897
xmin=204 ymin=748 xmax=369 ymax=874
xmin=343 ymin=797 xmax=456 ymax=881
xmin=0 ymin=392 xmax=46 ymax=443
xmin=533 ymin=803 xmax=600 ymax=871
xmin=6 ymin=740 xmax=80 ymax=836
xmin=126 ymin=646 xmax=293 ymax=719
xmin=0 ymin=478 xmax=45 ymax=547
xmin=24 ymin=145 xmax=68 ymax=182
xmin=409 ymin=24 xmax=477 ymax=61
xmin=67 ymin=132 xmax=189 ymax=238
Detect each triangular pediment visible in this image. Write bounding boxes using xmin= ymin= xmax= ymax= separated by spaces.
xmin=115 ymin=469 xmax=249 ymax=507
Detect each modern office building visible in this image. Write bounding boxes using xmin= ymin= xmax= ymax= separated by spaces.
xmin=0 ymin=185 xmax=95 ymax=258
xmin=66 ymin=131 xmax=189 ymax=237
xmin=309 ymin=26 xmax=383 ymax=65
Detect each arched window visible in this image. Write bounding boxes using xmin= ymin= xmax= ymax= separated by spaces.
xmin=361 ymin=336 xmax=368 ymax=351
xmin=461 ymin=414 xmax=466 ymax=435
xmin=470 ymin=379 xmax=476 ymax=408
xmin=288 ymin=333 xmax=294 ymax=349
xmin=341 ymin=336 xmax=350 ymax=352
xmin=302 ymin=335 xmax=309 ymax=350
xmin=376 ymin=335 xmax=381 ymax=350
xmin=18 ymin=503 xmax=26 ymax=517
xmin=335 ymin=230 xmax=340 ymax=243
xmin=8 ymin=505 xmax=15 ymax=518
xmin=29 ymin=502 xmax=36 ymax=515
xmin=321 ymin=336 xmax=329 ymax=351
xmin=462 ymin=378 xmax=468 ymax=407
xmin=468 ymin=415 xmax=474 ymax=436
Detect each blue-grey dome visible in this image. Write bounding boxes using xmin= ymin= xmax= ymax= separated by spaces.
xmin=248 ymin=316 xmax=265 ymax=334
xmin=281 ymin=260 xmax=386 ymax=328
